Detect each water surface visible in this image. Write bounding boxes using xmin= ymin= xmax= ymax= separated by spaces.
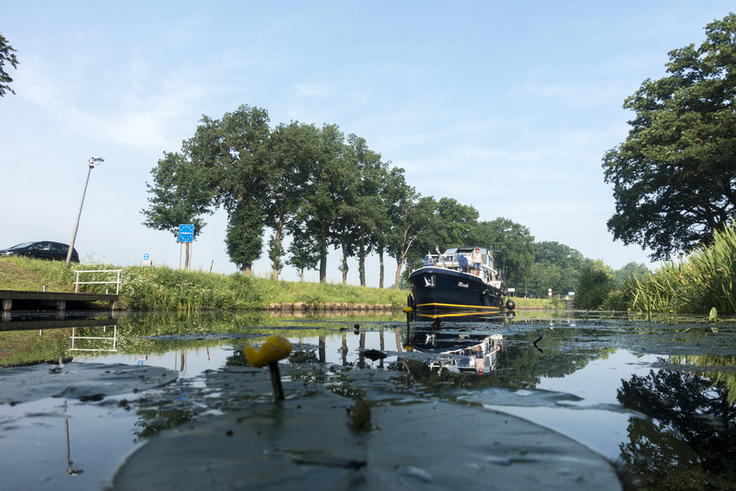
xmin=0 ymin=310 xmax=734 ymax=489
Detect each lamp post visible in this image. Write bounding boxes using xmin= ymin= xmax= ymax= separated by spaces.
xmin=66 ymin=156 xmax=104 ymax=266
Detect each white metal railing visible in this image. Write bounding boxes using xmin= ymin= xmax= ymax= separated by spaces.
xmin=74 ymin=269 xmax=123 ymax=295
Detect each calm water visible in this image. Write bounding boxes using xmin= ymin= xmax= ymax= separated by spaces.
xmin=0 ymin=310 xmax=734 ymax=490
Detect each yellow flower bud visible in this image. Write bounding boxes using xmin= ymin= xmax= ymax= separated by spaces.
xmin=244 ymin=334 xmax=292 ymax=368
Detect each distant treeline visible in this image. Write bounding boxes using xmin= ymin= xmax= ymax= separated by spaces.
xmin=142 ymin=104 xmax=645 ymax=296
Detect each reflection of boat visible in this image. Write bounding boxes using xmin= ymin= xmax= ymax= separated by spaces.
xmin=413 ymin=332 xmax=504 ymax=375
xmin=408 ymin=246 xmax=514 ymax=314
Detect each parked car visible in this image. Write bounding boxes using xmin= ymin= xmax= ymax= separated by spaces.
xmin=0 ymin=241 xmax=79 ymax=262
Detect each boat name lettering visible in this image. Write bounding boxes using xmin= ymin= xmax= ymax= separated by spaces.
xmin=457 ymin=282 xmax=469 ymax=288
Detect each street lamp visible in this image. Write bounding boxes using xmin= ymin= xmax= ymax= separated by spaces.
xmin=66 ymin=156 xmax=104 ymax=266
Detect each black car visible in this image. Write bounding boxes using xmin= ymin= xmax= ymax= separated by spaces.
xmin=0 ymin=241 xmax=79 ymax=262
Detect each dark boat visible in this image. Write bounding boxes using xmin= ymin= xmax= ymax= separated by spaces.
xmin=408 ymin=246 xmax=514 ymax=314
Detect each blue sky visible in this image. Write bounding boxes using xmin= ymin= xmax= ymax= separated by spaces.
xmin=2 ymin=1 xmax=734 ymax=287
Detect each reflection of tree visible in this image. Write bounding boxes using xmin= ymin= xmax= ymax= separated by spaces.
xmin=617 ymin=368 xmax=736 ymax=489
xmin=134 ymin=408 xmax=194 ymax=441
xmin=670 ymin=354 xmax=736 ymax=405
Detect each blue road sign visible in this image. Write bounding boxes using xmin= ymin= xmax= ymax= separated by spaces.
xmin=143 ymin=253 xmax=149 ymax=260
xmin=179 ymin=224 xmax=194 ymax=243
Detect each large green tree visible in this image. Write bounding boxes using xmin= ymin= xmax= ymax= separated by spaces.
xmin=0 ymin=34 xmax=19 ymax=97
xmin=386 ymin=193 xmax=436 ymax=289
xmin=144 ymin=104 xmax=271 ymax=274
xmin=208 ymin=105 xmax=271 ymax=274
xmin=603 ymin=13 xmax=736 ymax=260
xmin=264 ymin=122 xmax=321 ymax=279
xmin=288 ymin=124 xmax=345 ymax=282
xmin=345 ymin=135 xmax=388 ymax=287
xmin=374 ymin=166 xmax=411 ymax=288
xmin=141 ymin=151 xmax=215 ymax=268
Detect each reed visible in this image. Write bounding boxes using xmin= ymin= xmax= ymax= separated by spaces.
xmin=629 ymin=219 xmax=736 ymax=314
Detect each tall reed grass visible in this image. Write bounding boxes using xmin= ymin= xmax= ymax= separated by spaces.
xmin=628 ymin=219 xmax=736 ymax=314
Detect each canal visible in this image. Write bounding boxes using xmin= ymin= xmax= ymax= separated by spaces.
xmin=0 ymin=310 xmax=733 ymax=490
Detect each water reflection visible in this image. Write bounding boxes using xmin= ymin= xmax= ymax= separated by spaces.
xmin=617 ymin=367 xmax=736 ymax=489
xmin=0 ymin=311 xmax=735 ymax=489
xmin=411 ymin=332 xmax=505 ymax=375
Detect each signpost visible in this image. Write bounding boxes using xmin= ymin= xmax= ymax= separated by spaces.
xmin=178 ymin=224 xmax=194 ymax=270
xmin=178 ymin=224 xmax=194 ymax=243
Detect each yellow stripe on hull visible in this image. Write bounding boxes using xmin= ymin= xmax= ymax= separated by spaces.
xmin=416 ymin=302 xmax=502 ymax=311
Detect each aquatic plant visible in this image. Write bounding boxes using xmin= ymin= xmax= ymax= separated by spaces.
xmin=244 ymin=334 xmax=292 ymax=401
xmin=628 ymin=219 xmax=736 ymax=314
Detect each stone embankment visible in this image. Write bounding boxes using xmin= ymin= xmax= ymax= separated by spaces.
xmin=268 ymin=302 xmax=396 ymax=313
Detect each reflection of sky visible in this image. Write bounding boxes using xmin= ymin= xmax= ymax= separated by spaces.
xmin=537 ymin=349 xmax=655 ymax=405
xmin=492 ymin=349 xmax=658 ymax=461
xmin=0 ymin=395 xmax=143 ymax=490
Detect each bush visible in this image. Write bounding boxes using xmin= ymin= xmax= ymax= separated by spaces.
xmin=573 ymin=261 xmax=615 ymax=310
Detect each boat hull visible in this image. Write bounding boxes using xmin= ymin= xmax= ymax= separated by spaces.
xmin=408 ymin=267 xmax=505 ymax=313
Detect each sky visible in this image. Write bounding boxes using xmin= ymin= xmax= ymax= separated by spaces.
xmin=2 ymin=1 xmax=734 ymax=288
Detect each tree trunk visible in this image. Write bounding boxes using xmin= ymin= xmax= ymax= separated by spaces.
xmin=378 ymin=245 xmax=385 ymax=289
xmin=341 ymin=235 xmax=348 ymax=286
xmin=271 ymin=220 xmax=283 ymax=280
xmin=359 ymin=229 xmax=366 ymax=287
xmin=319 ymin=224 xmax=328 ymax=283
xmin=394 ymin=257 xmax=403 ymax=289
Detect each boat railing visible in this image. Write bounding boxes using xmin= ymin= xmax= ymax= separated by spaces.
xmin=416 ymin=254 xmax=499 ymax=282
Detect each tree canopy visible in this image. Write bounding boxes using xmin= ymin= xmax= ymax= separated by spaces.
xmin=602 ymin=13 xmax=736 ymax=260
xmin=0 ymin=33 xmax=19 ymax=97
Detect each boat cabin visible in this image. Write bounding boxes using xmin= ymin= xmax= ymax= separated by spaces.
xmin=420 ymin=246 xmax=501 ymax=287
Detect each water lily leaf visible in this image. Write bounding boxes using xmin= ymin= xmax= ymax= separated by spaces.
xmin=457 ymin=387 xmax=583 ymax=407
xmin=111 ymin=391 xmax=621 ymax=490
xmin=0 ymin=362 xmax=179 ymax=404
xmin=455 ymin=387 xmax=639 ymax=414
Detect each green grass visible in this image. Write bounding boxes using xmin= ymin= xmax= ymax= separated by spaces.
xmin=0 ymin=258 xmax=409 ymax=311
xmin=0 ymin=256 xmax=77 ymax=291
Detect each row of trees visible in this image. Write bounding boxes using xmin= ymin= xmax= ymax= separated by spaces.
xmin=143 ymin=104 xmax=625 ymax=295
xmin=142 ymin=105 xmax=517 ymax=289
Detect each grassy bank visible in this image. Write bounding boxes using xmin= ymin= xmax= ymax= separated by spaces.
xmin=0 ymin=257 xmax=408 ymax=311
xmin=0 ymin=257 xmax=561 ymax=312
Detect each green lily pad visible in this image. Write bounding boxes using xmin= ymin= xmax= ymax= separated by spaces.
xmin=0 ymin=362 xmax=179 ymax=404
xmin=111 ymin=391 xmax=622 ymax=490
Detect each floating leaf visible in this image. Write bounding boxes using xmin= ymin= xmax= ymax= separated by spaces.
xmin=0 ymin=362 xmax=179 ymax=404
xmin=112 ymin=391 xmax=621 ymax=490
